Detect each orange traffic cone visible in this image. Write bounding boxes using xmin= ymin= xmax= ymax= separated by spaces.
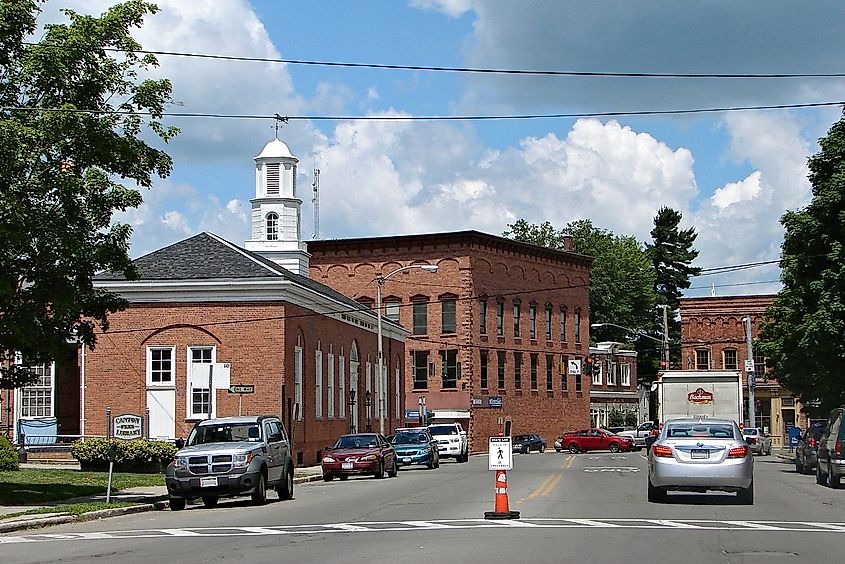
xmin=484 ymin=469 xmax=520 ymax=520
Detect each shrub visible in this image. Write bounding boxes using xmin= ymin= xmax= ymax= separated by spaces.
xmin=70 ymin=438 xmax=177 ymax=467
xmin=0 ymin=435 xmax=20 ymax=471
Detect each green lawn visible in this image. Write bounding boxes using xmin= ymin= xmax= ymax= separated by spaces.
xmin=0 ymin=469 xmax=164 ymax=506
xmin=2 ymin=501 xmax=142 ymax=519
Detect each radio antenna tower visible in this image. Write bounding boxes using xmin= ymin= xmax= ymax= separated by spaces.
xmin=311 ymin=163 xmax=320 ymax=239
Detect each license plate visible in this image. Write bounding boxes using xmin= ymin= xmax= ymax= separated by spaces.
xmin=342 ymin=462 xmax=354 ymax=470
xmin=690 ymin=449 xmax=709 ymax=459
xmin=403 ymin=457 xmax=412 ymax=463
xmin=200 ymin=477 xmax=218 ymax=488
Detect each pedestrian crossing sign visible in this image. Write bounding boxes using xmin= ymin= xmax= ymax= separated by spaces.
xmin=489 ymin=436 xmax=513 ymax=470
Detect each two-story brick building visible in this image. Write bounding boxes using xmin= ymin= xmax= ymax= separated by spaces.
xmin=679 ymin=294 xmax=797 ymax=447
xmin=307 ymin=231 xmax=594 ymax=451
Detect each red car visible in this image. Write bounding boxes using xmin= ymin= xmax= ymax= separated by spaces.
xmin=557 ymin=428 xmax=635 ymax=454
xmin=322 ymin=433 xmax=399 ymax=481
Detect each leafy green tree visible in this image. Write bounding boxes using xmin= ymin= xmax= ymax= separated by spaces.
xmin=641 ymin=207 xmax=702 ymax=378
xmin=0 ymin=0 xmax=176 ymax=388
xmin=504 ymin=219 xmax=657 ymax=347
xmin=758 ymin=109 xmax=845 ymax=412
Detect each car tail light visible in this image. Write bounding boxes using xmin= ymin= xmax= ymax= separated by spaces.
xmin=836 ymin=439 xmax=842 ymax=456
xmin=652 ymin=445 xmax=672 ymax=457
xmin=728 ymin=445 xmax=749 ymax=458
xmin=809 ymin=437 xmax=816 ymax=448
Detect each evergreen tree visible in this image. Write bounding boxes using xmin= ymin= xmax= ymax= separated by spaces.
xmin=759 ymin=108 xmax=845 ymax=412
xmin=0 ymin=1 xmax=177 ymax=388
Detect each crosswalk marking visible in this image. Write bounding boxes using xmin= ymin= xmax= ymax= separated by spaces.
xmin=3 ymin=519 xmax=845 ymax=545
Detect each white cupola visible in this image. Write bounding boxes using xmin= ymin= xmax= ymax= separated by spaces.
xmin=244 ymin=136 xmax=311 ymax=275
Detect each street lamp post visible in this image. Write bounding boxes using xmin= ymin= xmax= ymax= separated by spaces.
xmin=376 ymin=264 xmax=438 ymax=435
xmin=365 ymin=390 xmax=372 ymax=432
xmin=348 ymin=390 xmax=356 ymax=433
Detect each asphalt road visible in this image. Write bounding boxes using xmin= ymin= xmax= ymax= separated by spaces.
xmin=2 ymin=451 xmax=844 ymax=563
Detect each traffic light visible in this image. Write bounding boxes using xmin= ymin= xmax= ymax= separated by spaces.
xmin=658 ymin=359 xmax=669 ymax=371
xmin=584 ymin=355 xmax=594 ymax=376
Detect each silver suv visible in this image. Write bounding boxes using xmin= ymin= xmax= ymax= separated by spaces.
xmin=165 ymin=416 xmax=294 ymax=510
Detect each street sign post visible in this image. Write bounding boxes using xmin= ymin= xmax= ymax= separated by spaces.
xmin=485 ymin=436 xmax=518 ymax=520
xmin=228 ymin=384 xmax=255 ymax=415
xmin=488 ymin=436 xmax=512 ymax=471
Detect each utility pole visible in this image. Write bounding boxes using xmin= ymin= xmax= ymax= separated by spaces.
xmin=743 ymin=315 xmax=756 ymax=427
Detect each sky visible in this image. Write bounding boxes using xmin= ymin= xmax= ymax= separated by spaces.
xmin=36 ymin=0 xmax=845 ymax=298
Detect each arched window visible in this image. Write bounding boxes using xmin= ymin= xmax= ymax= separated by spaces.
xmin=266 ymin=212 xmax=279 ymax=241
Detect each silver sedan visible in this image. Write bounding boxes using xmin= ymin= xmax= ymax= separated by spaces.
xmin=742 ymin=427 xmax=772 ymax=455
xmin=647 ymin=418 xmax=754 ymax=504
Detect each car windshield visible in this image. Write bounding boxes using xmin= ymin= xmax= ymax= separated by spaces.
xmin=743 ymin=428 xmax=760 ymax=435
xmin=392 ymin=433 xmax=428 ymax=445
xmin=429 ymin=426 xmax=458 ymax=435
xmin=665 ymin=423 xmax=736 ymax=439
xmin=187 ymin=423 xmax=260 ymax=445
xmin=334 ymin=435 xmax=379 ymax=449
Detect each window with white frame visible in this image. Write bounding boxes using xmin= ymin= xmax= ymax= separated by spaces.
xmin=338 ymin=354 xmax=346 ymax=418
xmin=266 ymin=163 xmax=280 ymax=194
xmin=294 ymin=345 xmax=303 ymax=421
xmin=266 ymin=212 xmax=279 ymax=241
xmin=315 ymin=349 xmax=323 ymax=419
xmin=147 ymin=347 xmax=175 ymax=387
xmin=620 ymin=363 xmax=631 ymax=386
xmin=19 ymin=364 xmax=54 ymax=418
xmin=385 ymin=301 xmax=400 ymax=323
xmin=327 ymin=352 xmax=335 ymax=419
xmin=188 ymin=346 xmax=215 ymax=418
xmin=592 ymin=362 xmax=602 ymax=386
xmin=574 ymin=310 xmax=582 ymax=343
xmin=395 ymin=363 xmax=401 ymax=420
xmin=607 ymin=362 xmax=617 ymax=385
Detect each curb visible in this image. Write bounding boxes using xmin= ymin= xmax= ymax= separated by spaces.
xmin=0 ymin=476 xmax=323 ymax=534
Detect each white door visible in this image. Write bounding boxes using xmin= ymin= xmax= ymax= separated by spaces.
xmin=146 ymin=389 xmax=176 ymax=440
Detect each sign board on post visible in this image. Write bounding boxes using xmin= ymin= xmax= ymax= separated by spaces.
xmin=113 ymin=414 xmax=143 ymax=440
xmin=488 ymin=436 xmax=513 ymax=471
xmin=567 ymin=359 xmax=582 ymax=376
xmin=228 ymin=385 xmax=254 ymax=394
xmin=744 ymin=360 xmax=754 ymax=373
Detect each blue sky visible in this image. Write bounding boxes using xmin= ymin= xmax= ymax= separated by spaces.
xmin=39 ymin=1 xmax=845 ymax=298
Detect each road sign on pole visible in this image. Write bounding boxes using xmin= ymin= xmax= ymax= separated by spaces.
xmin=488 ymin=436 xmax=513 ymax=471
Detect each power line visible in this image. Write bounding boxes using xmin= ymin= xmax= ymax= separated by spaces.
xmin=89 ymin=47 xmax=845 ymax=80
xmin=3 ymin=100 xmax=843 ymax=122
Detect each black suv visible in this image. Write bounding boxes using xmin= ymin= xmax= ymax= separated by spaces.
xmin=816 ymin=406 xmax=845 ymax=488
xmin=165 ymin=416 xmax=294 ymax=510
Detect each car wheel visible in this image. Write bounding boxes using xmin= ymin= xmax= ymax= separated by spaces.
xmin=555 ymin=447 xmax=561 ymax=452
xmin=828 ymin=463 xmax=841 ymax=488
xmin=277 ymin=467 xmax=294 ymax=500
xmin=795 ymin=459 xmax=804 ymax=474
xmin=323 ymin=473 xmax=333 ymax=482
xmin=339 ymin=475 xmax=348 ymax=481
xmin=374 ymin=461 xmax=385 ymax=479
xmin=388 ymin=459 xmax=398 ymax=478
xmin=540 ymin=444 xmax=546 ymax=453
xmin=647 ymin=478 xmax=665 ymax=503
xmin=434 ymin=454 xmax=440 ymax=469
xmin=524 ymin=445 xmax=531 ymax=454
xmin=817 ymin=460 xmax=827 ymax=485
xmin=568 ymin=443 xmax=579 ymax=454
xmin=251 ymin=472 xmax=267 ymax=505
xmin=202 ymin=496 xmax=218 ymax=508
xmin=169 ymin=497 xmax=186 ymax=511
xmin=609 ymin=443 xmax=621 ymax=453
xmin=737 ymin=480 xmax=754 ymax=505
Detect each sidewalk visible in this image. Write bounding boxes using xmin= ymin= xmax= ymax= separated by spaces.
xmin=0 ymin=464 xmax=324 ymax=533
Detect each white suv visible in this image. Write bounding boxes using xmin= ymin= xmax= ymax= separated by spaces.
xmin=428 ymin=423 xmax=468 ymax=463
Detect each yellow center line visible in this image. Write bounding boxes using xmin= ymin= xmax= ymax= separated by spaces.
xmin=541 ymin=473 xmax=563 ymax=496
xmin=522 ymin=474 xmax=556 ymax=501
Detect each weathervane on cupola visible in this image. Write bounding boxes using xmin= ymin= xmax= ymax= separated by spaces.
xmin=243 ymin=122 xmax=311 ymax=277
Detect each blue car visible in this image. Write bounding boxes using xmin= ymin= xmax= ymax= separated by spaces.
xmin=390 ymin=430 xmax=440 ymax=469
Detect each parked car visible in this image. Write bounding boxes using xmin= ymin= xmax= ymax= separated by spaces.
xmin=512 ymin=434 xmax=546 ymax=454
xmin=428 ymin=423 xmax=469 ymax=462
xmin=742 ymin=427 xmax=772 ymax=456
xmin=165 ymin=415 xmax=294 ymax=511
xmin=795 ymin=422 xmax=826 ymax=474
xmin=646 ymin=418 xmax=755 ymax=504
xmin=616 ymin=422 xmax=657 ymax=449
xmin=322 ymin=433 xmax=398 ymax=481
xmin=601 ymin=426 xmax=627 ymax=435
xmin=557 ymin=428 xmax=636 ymax=454
xmin=390 ymin=429 xmax=439 ymax=469
xmin=816 ymin=406 xmax=845 ymax=488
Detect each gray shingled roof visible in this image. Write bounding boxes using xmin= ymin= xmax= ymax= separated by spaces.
xmin=95 ymin=232 xmax=372 ymax=315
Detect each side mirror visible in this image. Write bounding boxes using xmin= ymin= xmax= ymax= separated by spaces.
xmin=460 ymin=431 xmax=467 ymax=437
xmin=175 ymin=437 xmax=185 ymax=449
xmin=644 ymin=435 xmax=657 ymax=448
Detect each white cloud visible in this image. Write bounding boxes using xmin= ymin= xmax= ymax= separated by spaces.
xmin=409 ymin=0 xmax=474 ymax=17
xmin=711 ymin=171 xmax=762 ymax=209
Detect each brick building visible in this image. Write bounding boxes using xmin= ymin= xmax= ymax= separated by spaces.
xmin=679 ymin=294 xmax=797 ymax=447
xmin=589 ymin=342 xmax=642 ymax=428
xmin=307 ymin=231 xmax=594 ymax=451
xmin=5 ymin=137 xmax=407 ymax=467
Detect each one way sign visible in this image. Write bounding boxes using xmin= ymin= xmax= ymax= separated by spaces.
xmin=488 ymin=436 xmax=513 ymax=471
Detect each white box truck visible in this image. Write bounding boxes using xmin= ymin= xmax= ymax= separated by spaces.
xmin=657 ymin=371 xmax=744 ymax=425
